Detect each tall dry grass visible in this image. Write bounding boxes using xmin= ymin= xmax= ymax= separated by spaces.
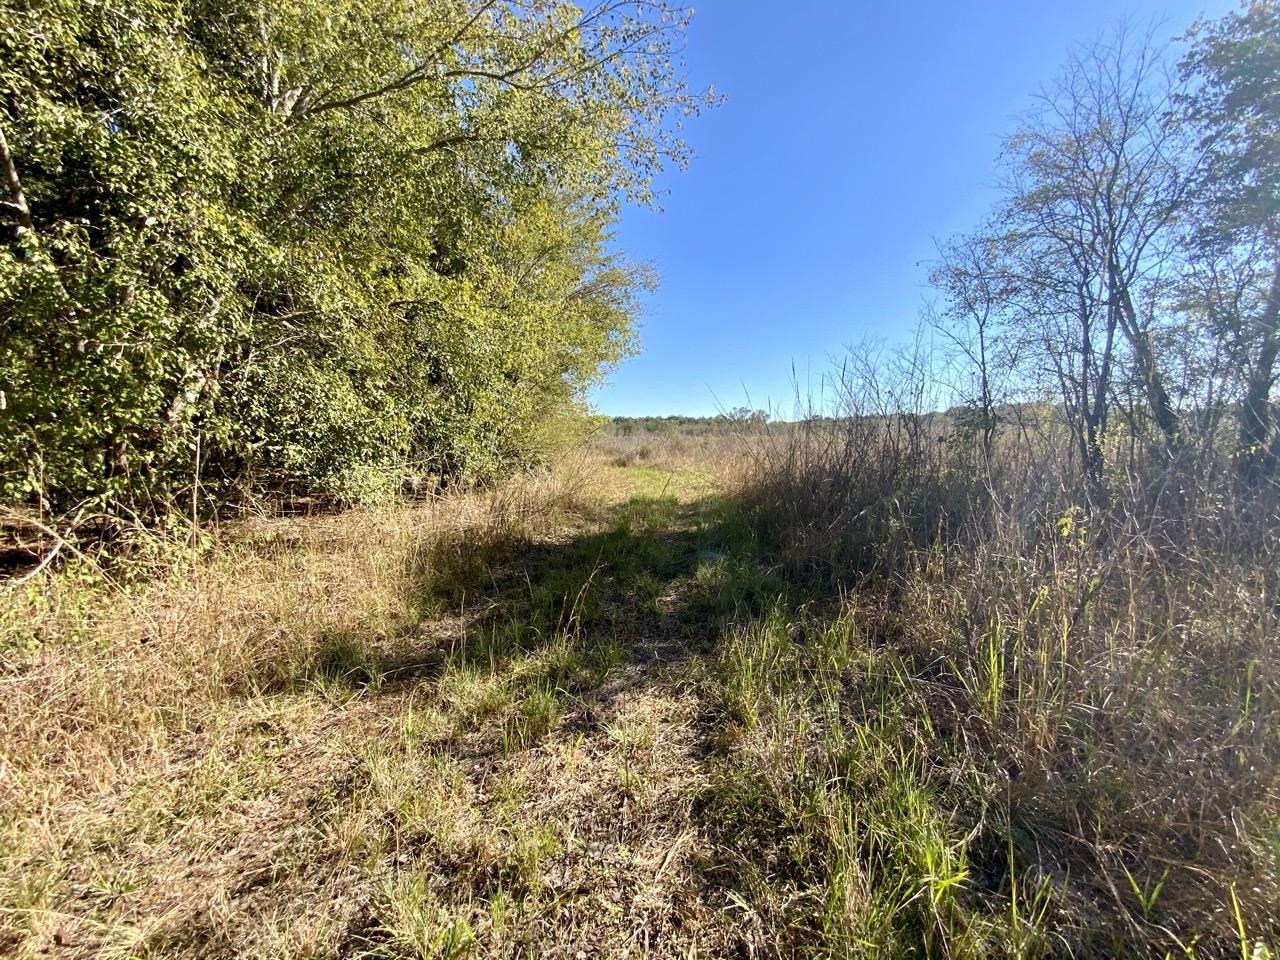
xmin=730 ymin=359 xmax=1280 ymax=957
xmin=590 ymin=418 xmax=757 ymax=481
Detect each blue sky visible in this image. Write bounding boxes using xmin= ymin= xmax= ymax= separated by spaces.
xmin=591 ymin=0 xmax=1238 ymax=418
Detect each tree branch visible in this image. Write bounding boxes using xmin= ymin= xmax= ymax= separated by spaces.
xmin=0 ymin=124 xmax=33 ymax=235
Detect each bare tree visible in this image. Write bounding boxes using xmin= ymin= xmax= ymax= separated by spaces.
xmin=991 ymin=26 xmax=1193 ymax=500
xmin=930 ymin=230 xmax=1018 ymax=466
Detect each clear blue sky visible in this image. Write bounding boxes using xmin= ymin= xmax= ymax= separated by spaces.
xmin=591 ymin=0 xmax=1238 ymax=418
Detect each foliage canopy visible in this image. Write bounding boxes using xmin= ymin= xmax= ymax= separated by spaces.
xmin=0 ymin=0 xmax=707 ymax=517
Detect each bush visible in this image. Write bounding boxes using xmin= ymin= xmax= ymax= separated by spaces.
xmin=0 ymin=0 xmax=699 ymax=523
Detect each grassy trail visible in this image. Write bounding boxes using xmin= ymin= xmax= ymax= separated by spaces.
xmin=3 ymin=464 xmax=786 ymax=959
xmin=347 ymin=464 xmax=775 ymax=957
xmin=7 ymin=459 xmax=1275 ymax=958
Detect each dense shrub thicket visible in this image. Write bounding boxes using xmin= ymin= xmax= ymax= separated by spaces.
xmin=0 ymin=0 xmax=707 ymax=520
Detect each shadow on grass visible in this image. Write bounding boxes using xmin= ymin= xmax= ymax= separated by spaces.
xmin=274 ymin=491 xmax=783 ymax=706
xmin=410 ymin=492 xmax=781 ymax=670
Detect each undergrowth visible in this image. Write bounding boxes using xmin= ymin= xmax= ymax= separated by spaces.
xmin=2 ymin=439 xmax=1276 ymax=958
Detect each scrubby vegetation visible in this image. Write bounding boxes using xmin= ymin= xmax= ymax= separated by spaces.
xmin=0 ymin=0 xmax=708 ymax=523
xmin=733 ymin=395 xmax=1279 ymax=957
xmin=708 ymin=14 xmax=1280 ymax=950
xmin=3 ymin=1 xmax=1280 ymax=958
xmin=4 ymin=419 xmax=1275 ymax=958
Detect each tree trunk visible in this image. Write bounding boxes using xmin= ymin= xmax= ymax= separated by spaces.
xmin=1082 ymin=301 xmax=1117 ymax=510
xmin=1238 ymin=261 xmax=1280 ymax=489
xmin=1109 ymin=258 xmax=1179 ymax=451
xmin=0 ymin=124 xmax=33 ymax=237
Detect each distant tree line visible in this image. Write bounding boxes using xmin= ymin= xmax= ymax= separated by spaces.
xmin=0 ymin=0 xmax=710 ymax=522
xmin=607 ymin=408 xmax=770 ymax=436
xmin=927 ymin=3 xmax=1280 ymax=506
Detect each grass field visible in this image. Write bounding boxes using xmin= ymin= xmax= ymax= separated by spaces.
xmin=7 ymin=4 xmax=1280 ymax=957
xmin=1 ymin=454 xmax=758 ymax=958
xmin=2 ymin=435 xmax=1277 ymax=958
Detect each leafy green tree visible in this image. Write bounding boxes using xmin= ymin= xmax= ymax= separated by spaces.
xmin=0 ymin=0 xmax=708 ymax=520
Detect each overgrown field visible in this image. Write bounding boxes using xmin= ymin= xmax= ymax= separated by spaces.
xmin=5 ymin=3 xmax=1279 ymax=955
xmin=2 ymin=432 xmax=1276 ymax=959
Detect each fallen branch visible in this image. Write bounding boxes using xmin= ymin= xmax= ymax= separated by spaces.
xmin=0 ymin=505 xmax=106 ymax=589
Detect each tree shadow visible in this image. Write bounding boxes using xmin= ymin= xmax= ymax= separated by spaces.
xmin=266 ymin=490 xmax=781 ymax=707
xmin=406 ymin=492 xmax=781 ymax=673
xmin=195 ymin=490 xmax=807 ymax=960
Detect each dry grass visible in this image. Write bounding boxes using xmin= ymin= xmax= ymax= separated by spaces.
xmin=0 ymin=457 xmax=623 ymax=958
xmin=587 ymin=419 xmax=756 ymax=482
xmin=3 ymin=422 xmax=1277 ymax=958
xmin=729 ymin=400 xmax=1280 ymax=957
xmin=0 ymin=454 xmax=756 ymax=959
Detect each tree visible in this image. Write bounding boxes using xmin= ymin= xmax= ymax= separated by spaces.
xmin=930 ymin=231 xmax=1018 ymax=466
xmin=1180 ymin=0 xmax=1280 ymax=487
xmin=991 ymin=28 xmax=1192 ymax=501
xmin=0 ymin=0 xmax=709 ymax=520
